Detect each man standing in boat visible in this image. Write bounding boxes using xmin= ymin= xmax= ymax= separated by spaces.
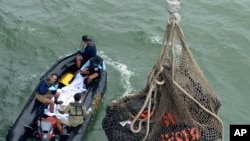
xmin=35 ymin=73 xmax=63 ymax=113
xmin=56 ymin=93 xmax=89 ymax=135
xmin=75 ymin=35 xmax=97 ymax=69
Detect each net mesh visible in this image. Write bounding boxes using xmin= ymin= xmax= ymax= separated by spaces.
xmin=102 ymin=18 xmax=223 ymax=141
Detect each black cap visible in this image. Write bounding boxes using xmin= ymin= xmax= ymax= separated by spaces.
xmin=74 ymin=93 xmax=82 ymax=101
xmin=94 ymin=55 xmax=103 ymax=64
xmin=82 ymin=35 xmax=91 ymax=41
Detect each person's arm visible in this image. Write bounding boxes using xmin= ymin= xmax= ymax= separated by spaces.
xmin=82 ymin=106 xmax=89 ymax=117
xmin=80 ymin=60 xmax=90 ymax=71
xmin=37 ymin=81 xmax=48 ymax=95
xmin=75 ymin=60 xmax=90 ymax=78
xmin=59 ymin=105 xmax=70 ymax=114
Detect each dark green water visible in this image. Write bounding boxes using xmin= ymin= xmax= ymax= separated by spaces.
xmin=1 ymin=0 xmax=250 ymax=140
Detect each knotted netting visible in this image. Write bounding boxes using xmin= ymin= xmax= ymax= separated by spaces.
xmin=102 ymin=17 xmax=223 ymax=141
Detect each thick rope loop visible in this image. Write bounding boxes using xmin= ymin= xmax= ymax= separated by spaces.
xmin=130 ymin=64 xmax=164 ymax=140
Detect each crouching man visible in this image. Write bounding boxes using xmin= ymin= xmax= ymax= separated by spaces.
xmin=80 ymin=55 xmax=106 ymax=88
xmin=56 ymin=93 xmax=89 ymax=135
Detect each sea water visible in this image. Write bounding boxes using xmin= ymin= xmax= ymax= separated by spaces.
xmin=1 ymin=0 xmax=250 ymax=140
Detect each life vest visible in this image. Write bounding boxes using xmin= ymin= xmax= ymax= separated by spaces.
xmin=69 ymin=102 xmax=85 ymax=116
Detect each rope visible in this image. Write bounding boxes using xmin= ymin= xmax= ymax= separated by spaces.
xmin=166 ymin=2 xmax=224 ymax=140
xmin=129 ymin=10 xmax=176 ymax=140
xmin=130 ymin=17 xmax=224 ymax=141
xmin=40 ymin=0 xmax=77 ymax=50
xmin=173 ymin=81 xmax=224 ymax=141
xmin=130 ymin=64 xmax=164 ymax=140
xmin=173 ymin=21 xmax=224 ymax=141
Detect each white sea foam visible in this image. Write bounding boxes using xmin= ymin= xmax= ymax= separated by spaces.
xmin=150 ymin=35 xmax=162 ymax=44
xmin=98 ymin=51 xmax=134 ymax=96
xmin=17 ymin=73 xmax=39 ymax=81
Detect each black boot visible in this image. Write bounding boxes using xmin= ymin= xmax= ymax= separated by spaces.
xmin=55 ymin=100 xmax=63 ymax=105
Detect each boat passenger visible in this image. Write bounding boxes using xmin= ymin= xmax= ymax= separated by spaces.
xmin=80 ymin=55 xmax=106 ymax=88
xmin=56 ymin=93 xmax=89 ymax=135
xmin=35 ymin=73 xmax=63 ymax=113
xmin=76 ymin=35 xmax=97 ymax=69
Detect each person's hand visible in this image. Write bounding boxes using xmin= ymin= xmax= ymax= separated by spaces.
xmin=77 ymin=49 xmax=81 ymax=54
xmin=86 ymin=107 xmax=92 ymax=115
xmin=87 ymin=107 xmax=92 ymax=113
xmin=60 ymin=105 xmax=65 ymax=109
xmin=75 ymin=70 xmax=80 ymax=74
xmin=50 ymin=90 xmax=56 ymax=95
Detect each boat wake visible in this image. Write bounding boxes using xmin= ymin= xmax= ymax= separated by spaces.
xmin=99 ymin=51 xmax=134 ymax=96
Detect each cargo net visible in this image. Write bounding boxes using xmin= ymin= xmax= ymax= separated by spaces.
xmin=102 ymin=18 xmax=223 ymax=141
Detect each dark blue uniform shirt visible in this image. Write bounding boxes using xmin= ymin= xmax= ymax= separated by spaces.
xmin=37 ymin=81 xmax=49 ymax=95
xmin=80 ymin=40 xmax=97 ymax=62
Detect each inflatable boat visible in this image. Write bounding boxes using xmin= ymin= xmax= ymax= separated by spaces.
xmin=6 ymin=52 xmax=107 ymax=141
